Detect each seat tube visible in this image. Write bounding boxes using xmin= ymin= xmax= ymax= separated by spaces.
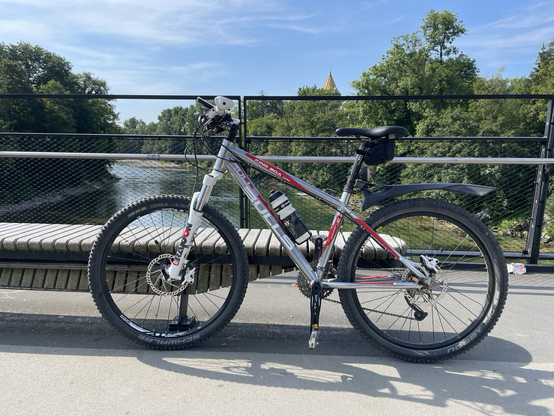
xmin=316 ymin=143 xmax=365 ymax=277
xmin=343 ymin=140 xmax=366 ymax=198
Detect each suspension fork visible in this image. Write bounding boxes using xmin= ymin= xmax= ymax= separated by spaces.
xmin=166 ymin=138 xmax=232 ymax=280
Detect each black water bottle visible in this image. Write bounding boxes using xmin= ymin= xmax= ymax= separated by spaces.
xmin=269 ymin=189 xmax=311 ymax=244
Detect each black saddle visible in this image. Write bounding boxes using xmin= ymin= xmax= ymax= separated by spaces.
xmin=335 ymin=126 xmax=408 ymax=139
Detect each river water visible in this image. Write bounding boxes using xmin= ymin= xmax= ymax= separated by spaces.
xmin=2 ymin=161 xmax=341 ymax=231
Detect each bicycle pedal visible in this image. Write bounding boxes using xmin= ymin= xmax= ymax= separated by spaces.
xmin=308 ymin=327 xmax=319 ymax=349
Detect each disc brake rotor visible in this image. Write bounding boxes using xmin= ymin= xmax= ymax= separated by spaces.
xmin=146 ymin=253 xmax=188 ymax=296
xmin=402 ymin=267 xmax=447 ymax=307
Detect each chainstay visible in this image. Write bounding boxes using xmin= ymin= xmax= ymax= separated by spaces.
xmin=323 ymin=297 xmax=417 ymax=321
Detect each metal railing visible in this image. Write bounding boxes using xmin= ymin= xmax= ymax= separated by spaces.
xmin=1 ymin=93 xmax=553 ymax=265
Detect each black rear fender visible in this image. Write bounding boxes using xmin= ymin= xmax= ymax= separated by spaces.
xmin=361 ymin=183 xmax=494 ymax=211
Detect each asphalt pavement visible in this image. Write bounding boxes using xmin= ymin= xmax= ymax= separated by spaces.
xmin=0 ymin=271 xmax=553 ymax=416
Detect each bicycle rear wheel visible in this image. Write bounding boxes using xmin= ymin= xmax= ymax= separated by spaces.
xmin=338 ymin=198 xmax=508 ymax=362
xmin=88 ymin=195 xmax=248 ymax=349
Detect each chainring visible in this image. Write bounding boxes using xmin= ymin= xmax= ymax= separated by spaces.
xmin=296 ymin=269 xmax=335 ymax=299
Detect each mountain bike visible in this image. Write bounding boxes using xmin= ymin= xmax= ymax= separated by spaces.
xmin=88 ymin=96 xmax=508 ymax=362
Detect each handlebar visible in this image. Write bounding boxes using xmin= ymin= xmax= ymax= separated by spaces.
xmin=197 ymin=96 xmax=240 ymax=133
xmin=197 ymin=97 xmax=214 ymax=110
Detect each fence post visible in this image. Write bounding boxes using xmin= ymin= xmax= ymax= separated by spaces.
xmin=525 ymin=98 xmax=554 ymax=263
xmin=238 ymin=97 xmax=251 ymax=229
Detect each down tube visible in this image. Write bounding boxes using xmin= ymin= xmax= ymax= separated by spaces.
xmin=224 ymin=158 xmax=317 ymax=281
xmin=226 ymin=144 xmax=407 ymax=261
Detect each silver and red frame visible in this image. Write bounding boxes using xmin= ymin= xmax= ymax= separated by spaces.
xmin=168 ymin=136 xmax=425 ymax=289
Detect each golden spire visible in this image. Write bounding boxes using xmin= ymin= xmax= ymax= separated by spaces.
xmin=322 ymin=71 xmax=339 ymax=94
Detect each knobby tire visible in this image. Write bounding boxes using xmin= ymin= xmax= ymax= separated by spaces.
xmin=88 ymin=195 xmax=249 ymax=350
xmin=338 ymin=198 xmax=508 ymax=362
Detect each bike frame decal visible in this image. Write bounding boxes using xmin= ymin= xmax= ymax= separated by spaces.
xmin=227 ymin=144 xmax=342 ymax=211
xmin=243 ymin=152 xmax=306 ymax=191
xmin=226 ymin=157 xmax=296 ymax=252
xmin=354 ymin=275 xmax=395 ymax=285
xmin=324 ymin=214 xmax=343 ymax=251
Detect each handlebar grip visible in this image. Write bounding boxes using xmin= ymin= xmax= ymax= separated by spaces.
xmin=197 ymin=97 xmax=214 ymax=110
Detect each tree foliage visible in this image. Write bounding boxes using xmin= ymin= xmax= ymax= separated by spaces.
xmin=347 ymin=11 xmax=549 ymax=224
xmin=237 ymin=10 xmax=552 ymax=229
xmin=5 ymin=10 xmax=551 ymax=234
xmin=120 ymin=102 xmax=205 ymax=156
xmin=0 ymin=42 xmax=120 ymax=205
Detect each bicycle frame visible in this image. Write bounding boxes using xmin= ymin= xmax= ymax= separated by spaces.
xmin=167 ymin=128 xmax=425 ymax=289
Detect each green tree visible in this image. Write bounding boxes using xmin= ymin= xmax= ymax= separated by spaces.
xmin=246 ymin=91 xmax=284 ymax=121
xmin=120 ymin=117 xmax=156 ymax=153
xmin=531 ymin=39 xmax=554 ymax=95
xmin=349 ymin=10 xmax=552 ymax=227
xmin=248 ymin=86 xmax=355 ymax=191
xmin=0 ymin=42 xmax=120 ymax=205
xmin=122 ymin=103 xmax=204 ymax=156
xmin=530 ymin=39 xmax=554 ymax=237
xmin=351 ymin=9 xmax=477 ymax=133
xmin=397 ymin=72 xmax=540 ymax=223
xmin=421 ymin=9 xmax=467 ymax=62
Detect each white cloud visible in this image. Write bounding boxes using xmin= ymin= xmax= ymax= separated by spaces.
xmin=456 ymin=2 xmax=554 ymax=77
xmin=0 ymin=0 xmax=318 ymax=47
xmin=468 ymin=2 xmax=554 ymax=41
xmin=478 ymin=3 xmax=554 ymax=31
xmin=461 ymin=27 xmax=554 ymax=52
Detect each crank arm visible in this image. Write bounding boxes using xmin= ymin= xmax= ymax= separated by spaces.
xmin=309 ymin=280 xmax=322 ymax=349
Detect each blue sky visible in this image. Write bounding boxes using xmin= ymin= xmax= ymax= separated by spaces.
xmin=1 ymin=0 xmax=554 ymax=123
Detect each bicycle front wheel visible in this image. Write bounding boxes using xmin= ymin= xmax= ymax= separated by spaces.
xmin=88 ymin=195 xmax=248 ymax=349
xmin=338 ymin=198 xmax=508 ymax=362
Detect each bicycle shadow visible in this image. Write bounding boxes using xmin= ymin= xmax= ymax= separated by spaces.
xmin=134 ymin=322 xmax=554 ymax=415
xmin=0 ymin=310 xmax=552 ymax=414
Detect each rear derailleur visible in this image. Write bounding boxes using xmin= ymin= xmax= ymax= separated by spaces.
xmin=403 ymin=255 xmax=442 ymax=322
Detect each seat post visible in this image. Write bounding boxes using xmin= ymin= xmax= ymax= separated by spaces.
xmin=341 ymin=139 xmax=367 ymax=204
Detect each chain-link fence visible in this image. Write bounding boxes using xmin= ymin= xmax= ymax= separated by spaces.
xmin=0 ymin=133 xmax=548 ymax=259
xmin=1 ymin=94 xmax=553 ymax=263
xmin=244 ymin=138 xmax=543 ymax=256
